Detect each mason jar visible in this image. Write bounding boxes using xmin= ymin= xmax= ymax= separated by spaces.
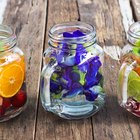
xmin=0 ymin=25 xmax=27 ymax=122
xmin=118 ymin=22 xmax=140 ymax=117
xmin=40 ymin=22 xmax=105 ymax=119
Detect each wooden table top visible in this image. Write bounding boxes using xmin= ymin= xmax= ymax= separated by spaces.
xmin=0 ymin=0 xmax=140 ymax=140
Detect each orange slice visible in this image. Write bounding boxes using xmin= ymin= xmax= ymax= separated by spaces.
xmin=0 ymin=64 xmax=24 ymax=98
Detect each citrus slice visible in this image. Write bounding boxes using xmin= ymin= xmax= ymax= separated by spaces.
xmin=0 ymin=64 xmax=24 ymax=98
xmin=128 ymin=70 xmax=140 ymax=81
xmin=128 ymin=78 xmax=140 ymax=102
xmin=118 ymin=65 xmax=127 ymax=93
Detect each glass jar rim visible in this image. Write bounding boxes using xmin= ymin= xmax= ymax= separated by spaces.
xmin=48 ymin=21 xmax=96 ymax=41
xmin=128 ymin=21 xmax=140 ymax=39
xmin=0 ymin=24 xmax=16 ymax=52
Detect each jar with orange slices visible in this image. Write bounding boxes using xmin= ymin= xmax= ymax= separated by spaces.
xmin=118 ymin=22 xmax=140 ymax=117
xmin=0 ymin=25 xmax=27 ymax=122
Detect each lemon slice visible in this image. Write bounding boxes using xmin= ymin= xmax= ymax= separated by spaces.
xmin=128 ymin=70 xmax=140 ymax=81
xmin=127 ymin=70 xmax=140 ymax=102
xmin=0 ymin=64 xmax=24 ymax=98
xmin=128 ymin=78 xmax=140 ymax=102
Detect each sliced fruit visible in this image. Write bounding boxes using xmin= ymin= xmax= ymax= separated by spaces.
xmin=2 ymin=98 xmax=11 ymax=109
xmin=0 ymin=106 xmax=5 ymax=116
xmin=134 ymin=67 xmax=140 ymax=76
xmin=128 ymin=78 xmax=140 ymax=102
xmin=128 ymin=70 xmax=140 ymax=81
xmin=121 ymin=53 xmax=140 ymax=65
xmin=0 ymin=64 xmax=24 ymax=98
xmin=135 ymin=39 xmax=140 ymax=47
xmin=11 ymin=90 xmax=27 ymax=108
xmin=118 ymin=64 xmax=126 ymax=94
xmin=132 ymin=47 xmax=140 ymax=56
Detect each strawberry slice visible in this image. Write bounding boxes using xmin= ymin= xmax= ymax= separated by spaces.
xmin=11 ymin=90 xmax=27 ymax=108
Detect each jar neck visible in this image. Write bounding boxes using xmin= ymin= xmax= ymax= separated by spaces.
xmin=0 ymin=24 xmax=17 ymax=52
xmin=128 ymin=22 xmax=140 ymax=47
xmin=48 ymin=22 xmax=97 ymax=51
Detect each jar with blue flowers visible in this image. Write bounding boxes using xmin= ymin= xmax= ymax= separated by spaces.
xmin=40 ymin=22 xmax=105 ymax=119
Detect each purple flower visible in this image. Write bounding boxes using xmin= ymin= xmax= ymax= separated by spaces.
xmin=85 ymin=90 xmax=98 ymax=101
xmin=63 ymin=30 xmax=85 ymax=38
xmin=85 ymin=85 xmax=104 ymax=101
xmin=50 ymin=80 xmax=62 ymax=94
xmin=75 ymin=44 xmax=87 ymax=65
xmin=60 ymin=67 xmax=73 ymax=89
xmin=62 ymin=83 xmax=83 ymax=98
xmin=84 ymin=56 xmax=102 ymax=89
xmin=73 ymin=30 xmax=85 ymax=37
xmin=63 ymin=32 xmax=73 ymax=38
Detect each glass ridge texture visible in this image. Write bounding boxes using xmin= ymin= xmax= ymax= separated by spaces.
xmin=40 ymin=22 xmax=105 ymax=119
xmin=0 ymin=25 xmax=27 ymax=122
xmin=119 ymin=21 xmax=140 ymax=117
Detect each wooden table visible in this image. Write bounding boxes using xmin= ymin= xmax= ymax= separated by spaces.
xmin=0 ymin=0 xmax=140 ymax=140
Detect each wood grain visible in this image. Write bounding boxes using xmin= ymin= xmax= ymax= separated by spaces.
xmin=131 ymin=0 xmax=140 ymax=20
xmin=0 ymin=0 xmax=140 ymax=140
xmin=78 ymin=0 xmax=140 ymax=140
xmin=118 ymin=0 xmax=134 ymax=36
xmin=0 ymin=0 xmax=47 ymax=140
xmin=35 ymin=0 xmax=93 ymax=140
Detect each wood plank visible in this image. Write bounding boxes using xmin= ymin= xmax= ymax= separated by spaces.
xmin=131 ymin=0 xmax=140 ymax=20
xmin=0 ymin=0 xmax=47 ymax=140
xmin=78 ymin=0 xmax=125 ymax=46
xmin=78 ymin=0 xmax=140 ymax=140
xmin=35 ymin=0 xmax=93 ymax=140
xmin=118 ymin=0 xmax=134 ymax=36
xmin=0 ymin=0 xmax=8 ymax=24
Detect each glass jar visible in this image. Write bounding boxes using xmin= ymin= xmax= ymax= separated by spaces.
xmin=40 ymin=22 xmax=105 ymax=119
xmin=119 ymin=22 xmax=140 ymax=117
xmin=0 ymin=25 xmax=27 ymax=122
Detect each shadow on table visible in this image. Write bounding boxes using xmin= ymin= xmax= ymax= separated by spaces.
xmin=92 ymin=94 xmax=140 ymax=125
xmin=1 ymin=94 xmax=139 ymax=127
xmin=36 ymin=94 xmax=140 ymax=126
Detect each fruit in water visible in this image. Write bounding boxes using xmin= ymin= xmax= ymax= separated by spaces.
xmin=2 ymin=98 xmax=11 ymax=109
xmin=11 ymin=90 xmax=27 ymax=108
xmin=0 ymin=64 xmax=24 ymax=98
xmin=134 ymin=67 xmax=140 ymax=76
xmin=128 ymin=70 xmax=140 ymax=80
xmin=0 ymin=106 xmax=5 ymax=116
xmin=128 ymin=78 xmax=140 ymax=102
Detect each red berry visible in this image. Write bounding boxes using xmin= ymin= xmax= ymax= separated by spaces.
xmin=3 ymin=98 xmax=11 ymax=109
xmin=0 ymin=106 xmax=5 ymax=117
xmin=11 ymin=90 xmax=27 ymax=108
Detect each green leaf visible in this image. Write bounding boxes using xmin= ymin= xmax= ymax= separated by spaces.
xmin=135 ymin=39 xmax=140 ymax=47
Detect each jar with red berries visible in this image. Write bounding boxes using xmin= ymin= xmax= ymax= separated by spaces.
xmin=0 ymin=24 xmax=27 ymax=122
xmin=40 ymin=22 xmax=105 ymax=119
xmin=118 ymin=22 xmax=140 ymax=117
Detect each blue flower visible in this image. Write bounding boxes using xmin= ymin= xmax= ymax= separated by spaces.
xmin=50 ymin=80 xmax=62 ymax=94
xmin=73 ymin=30 xmax=85 ymax=37
xmin=63 ymin=30 xmax=85 ymax=38
xmin=84 ymin=56 xmax=102 ymax=89
xmin=75 ymin=44 xmax=87 ymax=65
xmin=85 ymin=85 xmax=104 ymax=101
xmin=62 ymin=83 xmax=83 ymax=98
xmin=60 ymin=67 xmax=73 ymax=89
xmin=85 ymin=90 xmax=98 ymax=101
